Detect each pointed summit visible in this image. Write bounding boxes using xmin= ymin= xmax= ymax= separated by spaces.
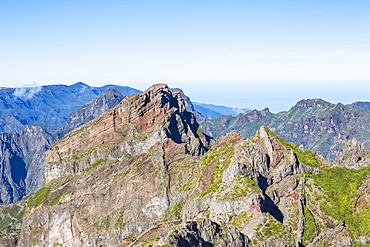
xmin=45 ymin=84 xmax=213 ymax=184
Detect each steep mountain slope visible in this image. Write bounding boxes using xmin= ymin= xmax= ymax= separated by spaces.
xmin=55 ymin=89 xmax=125 ymax=139
xmin=201 ymin=99 xmax=370 ymax=161
xmin=0 ymin=82 xmax=141 ymax=133
xmin=13 ymin=84 xmax=370 ymax=246
xmin=19 ymin=84 xmax=213 ymax=246
xmin=0 ymin=89 xmax=127 ymax=204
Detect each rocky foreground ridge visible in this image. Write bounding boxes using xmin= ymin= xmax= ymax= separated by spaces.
xmin=1 ymin=84 xmax=370 ymax=246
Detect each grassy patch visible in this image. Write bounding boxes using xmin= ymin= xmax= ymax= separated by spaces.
xmin=83 ymin=159 xmax=107 ymax=173
xmin=2 ymin=205 xmax=24 ymax=221
xmin=27 ymin=187 xmax=51 ymax=207
xmin=307 ymin=166 xmax=370 ymax=237
xmin=302 ymin=205 xmax=316 ymax=244
xmin=0 ymin=218 xmax=14 ymax=232
xmin=216 ymin=176 xmax=260 ymax=200
xmin=255 ymin=213 xmax=293 ymax=244
xmin=50 ymin=189 xmax=69 ymax=205
xmin=229 ymin=213 xmax=251 ymax=228
xmin=170 ymin=202 xmax=183 ymax=218
xmin=197 ymin=179 xmax=222 ymax=198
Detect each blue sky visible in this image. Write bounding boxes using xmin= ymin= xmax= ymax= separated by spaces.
xmin=1 ymin=0 xmax=370 ymax=112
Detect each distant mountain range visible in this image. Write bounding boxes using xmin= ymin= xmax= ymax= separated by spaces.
xmin=201 ymin=98 xmax=370 ymax=161
xmin=0 ymin=82 xmax=141 ymax=133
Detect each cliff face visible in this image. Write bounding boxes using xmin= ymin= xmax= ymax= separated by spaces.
xmin=16 ymin=85 xmax=370 ymax=247
xmin=0 ymin=126 xmax=54 ymax=204
xmin=202 ymin=98 xmax=370 ymax=161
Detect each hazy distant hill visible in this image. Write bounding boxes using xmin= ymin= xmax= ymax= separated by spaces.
xmin=353 ymin=101 xmax=370 ymax=111
xmin=193 ymin=102 xmax=249 ymax=118
xmin=0 ymin=82 xmax=141 ymax=133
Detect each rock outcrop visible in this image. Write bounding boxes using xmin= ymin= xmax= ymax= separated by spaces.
xmin=334 ymin=138 xmax=370 ymax=169
xmin=158 ymin=218 xmax=248 ymax=247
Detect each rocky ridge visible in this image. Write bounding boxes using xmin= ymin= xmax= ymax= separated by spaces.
xmin=1 ymin=84 xmax=370 ymax=246
xmin=334 ymin=138 xmax=370 ymax=169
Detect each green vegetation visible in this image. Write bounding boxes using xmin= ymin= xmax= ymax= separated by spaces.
xmin=229 ymin=213 xmax=251 ymax=228
xmin=50 ymin=189 xmax=69 ymax=205
xmin=307 ymin=166 xmax=370 ymax=237
xmin=216 ymin=176 xmax=260 ymax=200
xmin=170 ymin=202 xmax=183 ymax=218
xmin=0 ymin=217 xmax=14 ymax=232
xmin=2 ymin=205 xmax=24 ymax=221
xmin=204 ymin=147 xmax=234 ymax=194
xmin=100 ymin=216 xmax=111 ymax=229
xmin=133 ymin=132 xmax=145 ymax=141
xmin=197 ymin=179 xmax=222 ymax=198
xmin=190 ymin=143 xmax=235 ymax=198
xmin=264 ymin=126 xmax=297 ymax=149
xmin=295 ymin=149 xmax=323 ymax=168
xmin=27 ymin=187 xmax=51 ymax=207
xmin=143 ymin=236 xmax=162 ymax=247
xmin=302 ymin=205 xmax=316 ymax=244
xmin=114 ymin=211 xmax=125 ymax=227
xmin=352 ymin=241 xmax=370 ymax=247
xmin=83 ymin=159 xmax=108 ymax=173
xmin=255 ymin=214 xmax=293 ymax=244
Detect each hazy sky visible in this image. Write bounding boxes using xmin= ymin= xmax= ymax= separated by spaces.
xmin=1 ymin=0 xmax=370 ymax=112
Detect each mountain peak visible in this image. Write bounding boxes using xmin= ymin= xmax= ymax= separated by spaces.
xmin=72 ymin=81 xmax=90 ymax=87
xmin=294 ymin=98 xmax=332 ymax=109
xmin=45 ymin=84 xmax=213 ymax=184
